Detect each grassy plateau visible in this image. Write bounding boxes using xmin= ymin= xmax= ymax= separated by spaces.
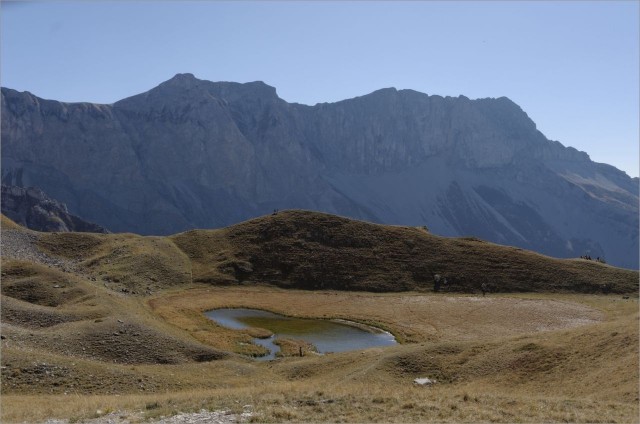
xmin=0 ymin=211 xmax=638 ymax=423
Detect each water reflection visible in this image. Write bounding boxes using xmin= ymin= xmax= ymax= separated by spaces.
xmin=205 ymin=308 xmax=396 ymax=360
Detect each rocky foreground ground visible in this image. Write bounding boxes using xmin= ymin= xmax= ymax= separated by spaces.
xmin=1 ymin=229 xmax=75 ymax=271
xmin=43 ymin=408 xmax=253 ymax=424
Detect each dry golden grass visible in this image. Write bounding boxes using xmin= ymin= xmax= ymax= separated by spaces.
xmin=1 ymin=214 xmax=24 ymax=231
xmin=37 ymin=232 xmax=193 ymax=294
xmin=2 ymin=289 xmax=637 ymax=423
xmin=149 ymin=286 xmax=605 ymax=347
xmin=273 ymin=338 xmax=317 ymax=357
xmin=3 ymin=379 xmax=637 ymax=423
xmin=144 ymin=288 xmax=639 ymax=422
xmin=0 ymin=257 xmax=226 ymax=374
xmin=2 ymin=212 xmax=638 ymax=423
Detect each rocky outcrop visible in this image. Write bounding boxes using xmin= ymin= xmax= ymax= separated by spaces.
xmin=1 ymin=185 xmax=108 ymax=233
xmin=1 ymin=74 xmax=637 ymax=268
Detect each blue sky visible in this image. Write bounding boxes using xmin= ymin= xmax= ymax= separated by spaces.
xmin=2 ymin=1 xmax=638 ymax=177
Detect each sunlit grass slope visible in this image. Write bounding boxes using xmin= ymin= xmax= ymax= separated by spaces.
xmin=1 ymin=211 xmax=638 ymax=423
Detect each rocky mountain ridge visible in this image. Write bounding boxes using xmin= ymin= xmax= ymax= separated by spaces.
xmin=1 ymin=185 xmax=108 ymax=233
xmin=2 ymin=73 xmax=637 ymax=268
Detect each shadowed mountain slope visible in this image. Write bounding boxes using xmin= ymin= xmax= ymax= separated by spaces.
xmin=1 ymin=184 xmax=108 ymax=233
xmin=2 ymin=74 xmax=637 ymax=267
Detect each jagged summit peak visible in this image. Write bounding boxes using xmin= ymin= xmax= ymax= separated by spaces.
xmin=373 ymin=87 xmax=398 ymax=93
xmin=113 ymin=74 xmax=281 ymax=109
xmin=173 ymin=72 xmax=197 ymax=80
xmin=160 ymin=72 xmax=202 ymax=88
xmin=366 ymin=87 xmax=399 ymax=98
xmin=153 ymin=75 xmax=279 ymax=100
xmin=208 ymin=80 xmax=278 ymax=100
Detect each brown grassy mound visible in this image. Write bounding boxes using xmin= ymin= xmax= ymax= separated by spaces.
xmin=0 ymin=258 xmax=225 ymax=367
xmin=1 ymin=260 xmax=89 ymax=307
xmin=0 ymin=347 xmax=243 ymax=396
xmin=36 ymin=232 xmax=105 ymax=260
xmin=8 ymin=317 xmax=226 ymax=365
xmin=37 ymin=232 xmax=192 ymax=294
xmin=172 ymin=210 xmax=637 ymax=294
xmin=1 ymin=295 xmax=96 ymax=329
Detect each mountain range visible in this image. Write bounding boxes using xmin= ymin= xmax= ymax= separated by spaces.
xmin=1 ymin=73 xmax=637 ymax=268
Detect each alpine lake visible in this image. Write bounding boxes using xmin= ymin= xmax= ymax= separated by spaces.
xmin=205 ymin=308 xmax=397 ymax=360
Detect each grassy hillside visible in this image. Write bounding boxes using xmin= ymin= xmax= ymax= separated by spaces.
xmin=1 ymin=212 xmax=638 ymax=423
xmin=172 ymin=210 xmax=637 ymax=294
xmin=36 ymin=232 xmax=192 ymax=295
xmin=1 ymin=214 xmax=23 ymax=230
xmin=0 ymin=260 xmax=225 ymax=367
xmin=3 ymin=289 xmax=638 ymax=423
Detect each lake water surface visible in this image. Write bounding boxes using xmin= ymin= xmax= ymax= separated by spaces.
xmin=205 ymin=308 xmax=397 ymax=360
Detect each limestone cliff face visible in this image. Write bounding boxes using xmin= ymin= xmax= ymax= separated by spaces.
xmin=2 ymin=73 xmax=637 ymax=268
xmin=1 ymin=185 xmax=108 ymax=233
